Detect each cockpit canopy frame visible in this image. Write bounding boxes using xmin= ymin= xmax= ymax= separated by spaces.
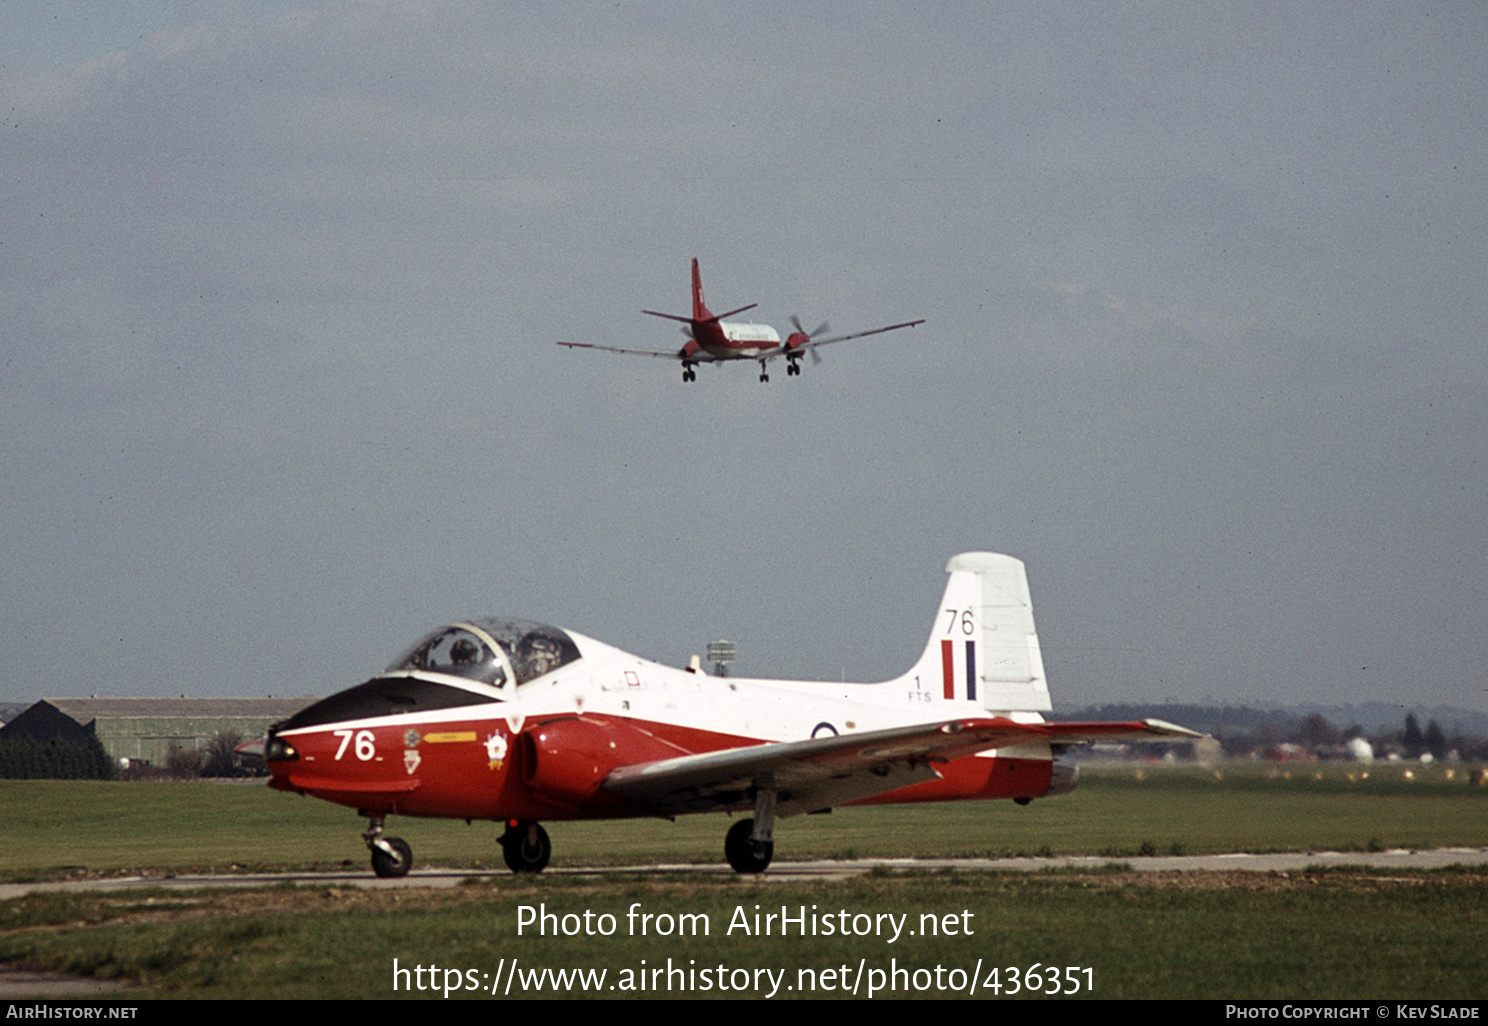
xmin=385 ymin=619 xmax=581 ymax=693
xmin=271 ymin=620 xmax=583 ymax=736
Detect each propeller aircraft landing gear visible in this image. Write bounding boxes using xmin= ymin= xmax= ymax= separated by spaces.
xmin=500 ymin=820 xmax=552 ymax=873
xmin=683 ymin=365 xmax=696 ymax=382
xmin=364 ymin=816 xmax=413 ymax=878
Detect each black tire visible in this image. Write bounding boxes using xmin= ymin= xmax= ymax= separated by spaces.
xmin=501 ymin=821 xmax=551 ymax=873
xmin=371 ymin=836 xmax=413 ymax=878
xmin=724 ymin=818 xmax=773 ymax=873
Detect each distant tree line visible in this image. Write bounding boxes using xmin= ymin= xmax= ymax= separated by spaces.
xmin=1071 ymin=704 xmax=1487 ymax=761
xmin=122 ymin=730 xmax=262 ymax=780
xmin=1228 ymin=710 xmax=1479 ymax=760
xmin=0 ymin=735 xmax=115 ymax=779
xmin=155 ymin=730 xmax=260 ymax=779
xmin=0 ymin=728 xmax=263 ymax=780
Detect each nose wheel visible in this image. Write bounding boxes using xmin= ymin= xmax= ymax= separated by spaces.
xmin=500 ymin=820 xmax=552 ymax=873
xmin=364 ymin=816 xmax=413 ymax=878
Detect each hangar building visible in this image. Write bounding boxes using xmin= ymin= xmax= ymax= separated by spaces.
xmin=1 ymin=698 xmax=314 ymax=766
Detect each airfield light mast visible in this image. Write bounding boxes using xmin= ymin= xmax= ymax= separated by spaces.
xmin=707 ymin=640 xmax=736 ymax=677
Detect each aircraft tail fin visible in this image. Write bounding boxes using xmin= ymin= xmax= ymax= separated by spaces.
xmin=643 ymin=260 xmax=754 ymax=327
xmin=901 ymin=552 xmax=1053 ymax=713
xmin=691 ymin=258 xmax=709 ymax=320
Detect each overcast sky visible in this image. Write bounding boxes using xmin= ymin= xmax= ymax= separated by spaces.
xmin=3 ymin=2 xmax=1484 ymax=716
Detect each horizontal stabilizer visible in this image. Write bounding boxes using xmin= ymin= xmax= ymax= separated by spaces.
xmin=640 ymin=309 xmax=696 ymax=325
xmin=641 ymin=303 xmax=758 ymax=325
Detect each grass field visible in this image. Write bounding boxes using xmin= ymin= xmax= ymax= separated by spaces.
xmin=2 ymin=762 xmax=1484 ymax=879
xmin=1 ymin=870 xmax=1484 ymax=999
xmin=2 ymin=763 xmax=1484 ymax=1000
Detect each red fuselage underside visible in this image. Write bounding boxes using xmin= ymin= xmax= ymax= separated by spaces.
xmin=268 ymin=712 xmax=1052 ymax=820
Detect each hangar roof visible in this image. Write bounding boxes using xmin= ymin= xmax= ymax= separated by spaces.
xmin=37 ymin=698 xmax=315 ymax=724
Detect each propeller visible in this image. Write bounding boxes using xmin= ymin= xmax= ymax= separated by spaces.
xmin=790 ymin=316 xmax=830 ymax=365
xmin=790 ymin=315 xmax=831 ymax=338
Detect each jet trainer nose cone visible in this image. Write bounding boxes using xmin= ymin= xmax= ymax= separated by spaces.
xmin=264 ymin=735 xmax=298 ymax=762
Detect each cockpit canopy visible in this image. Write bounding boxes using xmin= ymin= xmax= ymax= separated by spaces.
xmin=269 ymin=620 xmax=582 ymax=737
xmin=386 ymin=619 xmax=581 ymax=689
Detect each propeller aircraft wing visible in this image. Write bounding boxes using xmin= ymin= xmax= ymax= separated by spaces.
xmin=556 ymin=341 xmax=702 ymax=361
xmin=785 ymin=318 xmax=927 ymax=355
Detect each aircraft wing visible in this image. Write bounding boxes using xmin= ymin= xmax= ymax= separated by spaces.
xmin=602 ymin=716 xmax=1200 ymax=818
xmin=556 ymin=341 xmax=692 ymax=361
xmin=798 ymin=319 xmax=926 ymax=352
xmin=758 ymin=318 xmax=926 ymax=365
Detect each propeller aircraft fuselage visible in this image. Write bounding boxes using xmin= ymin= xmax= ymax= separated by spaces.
xmin=557 ymin=258 xmax=925 ymax=382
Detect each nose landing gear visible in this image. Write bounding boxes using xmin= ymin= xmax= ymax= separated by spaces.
xmin=364 ymin=816 xmax=413 ymax=878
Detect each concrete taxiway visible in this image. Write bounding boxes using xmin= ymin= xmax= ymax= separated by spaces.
xmin=3 ymin=847 xmax=1486 ymax=900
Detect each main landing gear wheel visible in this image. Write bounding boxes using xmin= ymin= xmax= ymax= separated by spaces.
xmin=370 ymin=836 xmax=413 ymax=878
xmin=725 ymin=817 xmax=773 ymax=874
xmin=500 ymin=821 xmax=552 ymax=873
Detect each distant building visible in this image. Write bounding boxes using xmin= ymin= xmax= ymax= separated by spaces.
xmin=0 ymin=698 xmax=314 ymax=766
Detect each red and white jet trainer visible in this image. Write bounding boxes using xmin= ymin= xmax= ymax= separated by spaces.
xmin=265 ymin=553 xmax=1200 ymax=877
xmin=557 ymin=258 xmax=925 ymax=382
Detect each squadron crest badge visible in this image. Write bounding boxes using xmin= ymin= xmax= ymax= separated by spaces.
xmin=484 ymin=729 xmax=509 ymax=770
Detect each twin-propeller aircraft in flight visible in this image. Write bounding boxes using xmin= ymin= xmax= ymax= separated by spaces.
xmin=557 ymin=259 xmax=925 ymax=382
xmin=265 ymin=553 xmax=1199 ymax=876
